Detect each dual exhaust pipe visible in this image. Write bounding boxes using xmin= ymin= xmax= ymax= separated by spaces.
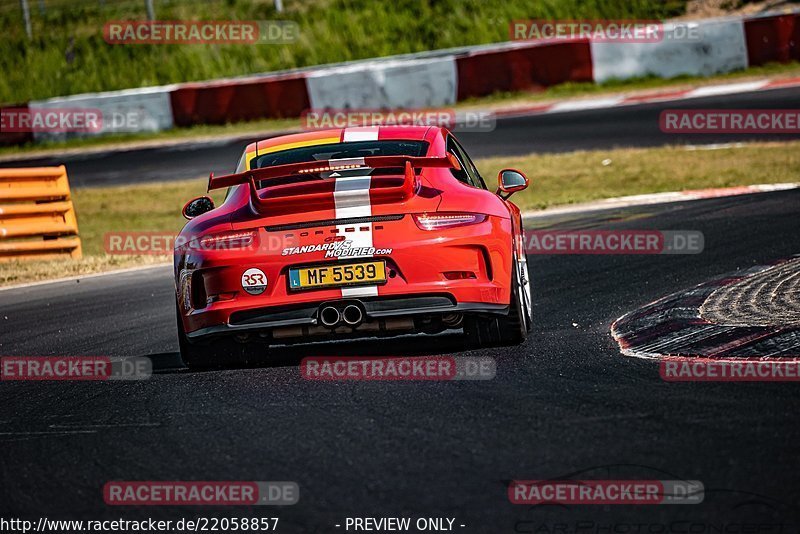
xmin=319 ymin=304 xmax=364 ymax=328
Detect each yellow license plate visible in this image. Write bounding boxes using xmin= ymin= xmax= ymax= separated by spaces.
xmin=289 ymin=261 xmax=386 ymax=290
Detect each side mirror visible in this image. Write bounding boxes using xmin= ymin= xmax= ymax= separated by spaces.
xmin=496 ymin=169 xmax=529 ymax=198
xmin=182 ymin=196 xmax=215 ymax=220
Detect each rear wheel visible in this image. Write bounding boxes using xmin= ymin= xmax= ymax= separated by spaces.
xmin=177 ymin=308 xmax=262 ymax=370
xmin=518 ymin=252 xmax=533 ymax=333
xmin=465 ymin=250 xmax=531 ymax=347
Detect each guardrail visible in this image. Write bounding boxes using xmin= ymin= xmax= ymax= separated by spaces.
xmin=0 ymin=165 xmax=82 ymax=261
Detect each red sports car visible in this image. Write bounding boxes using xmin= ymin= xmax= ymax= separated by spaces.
xmin=175 ymin=126 xmax=532 ymax=368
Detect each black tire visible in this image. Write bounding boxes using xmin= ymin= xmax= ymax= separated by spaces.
xmin=466 ymin=251 xmax=530 ymax=348
xmin=177 ymin=307 xmax=261 ymax=370
xmin=518 ymin=252 xmax=533 ymax=333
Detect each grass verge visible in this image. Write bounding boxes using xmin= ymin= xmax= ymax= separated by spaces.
xmin=477 ymin=141 xmax=800 ymax=210
xmin=2 ymin=140 xmax=798 ymax=287
xmin=0 ymin=180 xmax=225 ymax=287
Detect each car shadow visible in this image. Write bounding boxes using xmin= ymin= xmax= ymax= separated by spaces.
xmin=145 ymin=331 xmax=472 ymax=374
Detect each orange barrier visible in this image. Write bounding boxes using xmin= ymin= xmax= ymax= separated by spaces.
xmin=0 ymin=166 xmax=82 ymax=261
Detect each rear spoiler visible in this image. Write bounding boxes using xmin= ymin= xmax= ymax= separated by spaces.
xmin=207 ymin=154 xmax=458 ymax=191
xmin=207 ymin=154 xmax=460 ymax=214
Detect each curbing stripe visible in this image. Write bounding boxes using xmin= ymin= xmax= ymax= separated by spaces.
xmin=611 ymin=257 xmax=800 ymax=360
xmin=495 ymin=77 xmax=800 ymax=120
xmin=523 ymin=182 xmax=800 ymax=220
xmin=0 ymin=262 xmax=171 ymax=293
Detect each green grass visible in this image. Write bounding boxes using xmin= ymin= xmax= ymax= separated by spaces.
xmin=0 ymin=178 xmax=223 ymax=287
xmin=72 ymin=178 xmax=227 ymax=257
xmin=476 ymin=142 xmax=800 ymax=210
xmin=2 ymin=140 xmax=798 ymax=286
xmin=1 ymin=0 xmax=687 ymax=103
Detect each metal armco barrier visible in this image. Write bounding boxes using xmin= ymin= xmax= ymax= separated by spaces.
xmin=0 ymin=165 xmax=82 ymax=261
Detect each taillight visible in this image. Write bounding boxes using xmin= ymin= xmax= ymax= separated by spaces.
xmin=443 ymin=271 xmax=477 ymax=280
xmin=413 ymin=213 xmax=487 ymax=231
xmin=188 ymin=230 xmax=258 ymax=251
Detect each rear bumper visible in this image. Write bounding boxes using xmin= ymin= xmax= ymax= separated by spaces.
xmin=185 ymin=294 xmax=507 ymax=340
xmin=176 ymin=214 xmax=514 ymax=338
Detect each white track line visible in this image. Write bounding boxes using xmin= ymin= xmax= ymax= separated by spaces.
xmin=0 ymin=262 xmax=171 ymax=293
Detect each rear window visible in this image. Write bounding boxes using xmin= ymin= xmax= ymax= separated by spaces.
xmin=252 ymin=140 xmax=429 ymax=169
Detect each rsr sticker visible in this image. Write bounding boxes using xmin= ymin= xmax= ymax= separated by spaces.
xmin=241 ymin=268 xmax=268 ymax=295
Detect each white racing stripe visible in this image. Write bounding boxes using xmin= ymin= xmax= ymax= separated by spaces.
xmin=337 ymin=127 xmax=379 ymax=297
xmin=341 ymin=126 xmax=381 ymax=142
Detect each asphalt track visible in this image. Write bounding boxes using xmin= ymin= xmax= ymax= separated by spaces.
xmin=1 ymin=190 xmax=799 ymax=530
xmin=3 ymin=85 xmax=800 ymax=187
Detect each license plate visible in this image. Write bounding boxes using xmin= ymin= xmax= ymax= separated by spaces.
xmin=288 ymin=261 xmax=386 ymax=290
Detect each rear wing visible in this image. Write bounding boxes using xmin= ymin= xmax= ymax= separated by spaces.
xmin=207 ymin=154 xmax=459 ymax=191
xmin=207 ymin=154 xmax=460 ymax=215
